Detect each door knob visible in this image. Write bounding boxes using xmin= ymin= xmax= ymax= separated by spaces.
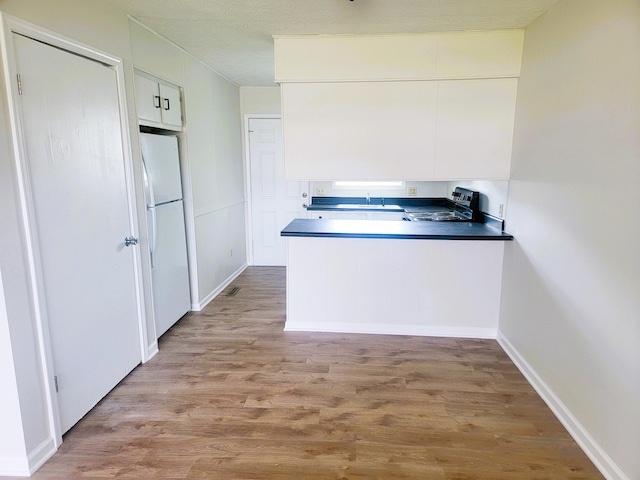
xmin=302 ymin=192 xmax=308 ymax=198
xmin=124 ymin=236 xmax=138 ymax=247
xmin=302 ymin=203 xmax=308 ymax=208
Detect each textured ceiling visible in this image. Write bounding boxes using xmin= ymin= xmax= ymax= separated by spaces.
xmin=109 ymin=0 xmax=561 ymax=86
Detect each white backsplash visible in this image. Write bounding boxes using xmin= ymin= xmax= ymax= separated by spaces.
xmin=309 ymin=181 xmax=450 ymax=199
xmin=309 ymin=180 xmax=509 ymax=218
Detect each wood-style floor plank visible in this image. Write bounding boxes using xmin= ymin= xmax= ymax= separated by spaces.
xmin=8 ymin=267 xmax=603 ymax=479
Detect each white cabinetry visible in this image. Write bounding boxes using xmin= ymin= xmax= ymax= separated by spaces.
xmin=283 ymin=78 xmax=517 ymax=181
xmin=134 ymin=72 xmax=182 ymax=131
xmin=307 ymin=210 xmax=404 ymax=221
xmin=283 ymin=81 xmax=437 ymax=181
xmin=285 ymin=237 xmax=505 ymax=337
xmin=307 ymin=211 xmax=328 ymax=219
xmin=370 ymin=212 xmax=404 ymax=221
xmin=434 ymin=78 xmax=518 ymax=179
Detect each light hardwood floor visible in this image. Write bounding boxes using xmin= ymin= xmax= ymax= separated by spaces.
xmin=14 ymin=267 xmax=602 ymax=479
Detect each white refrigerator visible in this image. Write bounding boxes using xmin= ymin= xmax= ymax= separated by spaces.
xmin=140 ymin=133 xmax=191 ymax=337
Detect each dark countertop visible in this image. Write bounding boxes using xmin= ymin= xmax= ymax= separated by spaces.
xmin=281 ymin=218 xmax=513 ymax=241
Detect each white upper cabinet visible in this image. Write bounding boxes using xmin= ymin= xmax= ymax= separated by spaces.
xmin=434 ymin=78 xmax=518 ymax=180
xmin=276 ymin=31 xmax=524 ymax=181
xmin=282 ymin=81 xmax=437 ymax=181
xmin=134 ymin=72 xmax=182 ymax=131
xmin=158 ymin=83 xmax=182 ymax=128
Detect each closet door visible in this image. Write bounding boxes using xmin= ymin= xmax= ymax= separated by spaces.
xmin=13 ymin=33 xmax=141 ymax=433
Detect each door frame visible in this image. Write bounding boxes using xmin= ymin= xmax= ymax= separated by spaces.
xmin=243 ymin=114 xmax=282 ymax=266
xmin=0 ymin=13 xmax=149 ymax=448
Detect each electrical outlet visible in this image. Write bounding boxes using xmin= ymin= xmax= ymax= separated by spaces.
xmin=317 ymin=186 xmax=326 ymax=195
xmin=408 ymin=186 xmax=418 ymax=196
xmin=499 ymin=204 xmax=504 ymax=217
xmin=230 ymin=249 xmax=233 ymax=257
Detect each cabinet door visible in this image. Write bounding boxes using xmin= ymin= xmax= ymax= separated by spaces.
xmin=434 ymin=78 xmax=518 ymax=179
xmin=368 ymin=212 xmax=404 ymax=221
xmin=282 ymin=81 xmax=437 ymax=181
xmin=307 ymin=211 xmax=334 ymax=219
xmin=159 ymin=83 xmax=182 ymax=128
xmin=334 ymin=211 xmax=368 ymax=220
xmin=135 ymin=74 xmax=162 ymax=124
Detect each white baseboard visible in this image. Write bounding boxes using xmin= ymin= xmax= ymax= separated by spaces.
xmin=284 ymin=321 xmax=497 ymax=339
xmin=145 ymin=341 xmax=159 ymax=362
xmin=191 ymin=263 xmax=248 ymax=312
xmin=0 ymin=455 xmax=29 ymax=477
xmin=28 ymin=437 xmax=57 ymax=475
xmin=0 ymin=437 xmax=57 ymax=477
xmin=497 ymin=331 xmax=628 ymax=480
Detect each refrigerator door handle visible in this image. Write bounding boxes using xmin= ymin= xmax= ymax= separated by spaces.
xmin=148 ymin=207 xmax=157 ymax=268
xmin=142 ymin=157 xmax=158 ymax=268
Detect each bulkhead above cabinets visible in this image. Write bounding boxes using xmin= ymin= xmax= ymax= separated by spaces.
xmin=134 ymin=70 xmax=183 ymax=131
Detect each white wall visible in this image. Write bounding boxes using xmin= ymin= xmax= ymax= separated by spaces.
xmin=500 ymin=1 xmax=640 ymax=479
xmin=211 ymin=74 xmax=245 ymax=208
xmin=240 ymin=86 xmax=281 ymax=115
xmin=0 ymin=268 xmax=28 ymax=474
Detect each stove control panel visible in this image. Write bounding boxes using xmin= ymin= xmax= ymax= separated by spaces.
xmin=451 ymin=187 xmax=480 ymax=211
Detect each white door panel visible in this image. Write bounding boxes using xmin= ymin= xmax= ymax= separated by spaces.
xmin=249 ymin=118 xmax=308 ymax=266
xmin=261 ymin=211 xmax=278 ymax=248
xmin=13 ymin=34 xmax=141 ymax=433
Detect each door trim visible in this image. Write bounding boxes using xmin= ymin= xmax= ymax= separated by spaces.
xmin=243 ymin=114 xmax=282 ymax=266
xmin=0 ymin=13 xmax=148 ymax=453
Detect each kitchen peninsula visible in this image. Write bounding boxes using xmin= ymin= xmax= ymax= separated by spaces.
xmin=281 ymin=217 xmax=513 ymax=339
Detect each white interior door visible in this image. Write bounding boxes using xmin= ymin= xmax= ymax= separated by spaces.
xmin=13 ymin=33 xmax=142 ymax=433
xmin=249 ymin=118 xmax=308 ymax=266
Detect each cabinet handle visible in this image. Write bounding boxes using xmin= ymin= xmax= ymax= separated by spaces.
xmin=164 ymin=98 xmax=170 ymax=111
xmin=153 ymin=95 xmax=161 ymax=109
